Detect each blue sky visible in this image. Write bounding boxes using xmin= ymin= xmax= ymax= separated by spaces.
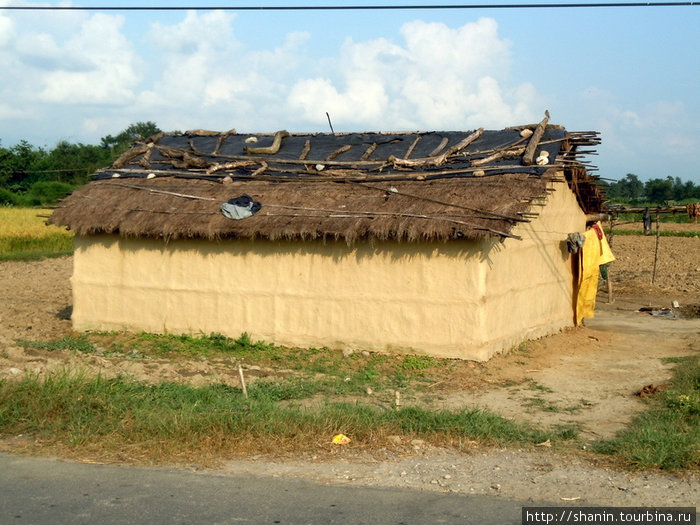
xmin=1 ymin=1 xmax=698 ymax=183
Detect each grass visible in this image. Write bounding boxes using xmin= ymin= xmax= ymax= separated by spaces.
xmin=594 ymin=356 xmax=699 ymax=470
xmin=0 ymin=370 xmax=573 ymax=463
xmin=7 ymin=331 xmax=698 ymax=470
xmin=0 ymin=207 xmax=73 ymax=260
xmin=15 ymin=332 xmax=448 ymax=397
xmin=17 ymin=335 xmax=97 ymax=354
xmin=613 ymin=212 xmax=694 ymax=223
xmin=611 ymin=229 xmax=699 ymax=238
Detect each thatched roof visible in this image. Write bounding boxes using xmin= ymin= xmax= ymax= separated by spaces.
xmin=50 ymin=117 xmax=603 ymax=243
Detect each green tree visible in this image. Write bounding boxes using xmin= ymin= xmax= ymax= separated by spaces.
xmin=22 ymin=181 xmax=75 ymax=206
xmin=100 ymin=121 xmax=162 ymax=157
xmin=34 ymin=141 xmax=112 ymax=186
xmin=607 ymin=173 xmax=644 ymax=201
xmin=644 ymin=177 xmax=674 ymax=204
xmin=0 ymin=140 xmax=48 ymax=191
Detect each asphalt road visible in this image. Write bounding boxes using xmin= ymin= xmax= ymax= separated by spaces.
xmin=0 ymin=453 xmax=528 ymax=524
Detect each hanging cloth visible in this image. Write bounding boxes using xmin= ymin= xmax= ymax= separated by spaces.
xmin=576 ymin=222 xmax=615 ymax=325
xmin=221 ymin=194 xmax=261 ymax=220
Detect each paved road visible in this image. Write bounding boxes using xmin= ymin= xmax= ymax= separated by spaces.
xmin=0 ymin=453 xmax=528 ymax=524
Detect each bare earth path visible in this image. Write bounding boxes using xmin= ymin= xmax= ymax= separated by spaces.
xmin=0 ymin=230 xmax=698 ymax=506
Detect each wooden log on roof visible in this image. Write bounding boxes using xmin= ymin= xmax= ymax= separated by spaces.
xmin=206 ymin=160 xmax=258 ymax=175
xmin=404 ymin=136 xmax=421 ymax=159
xmin=213 ymin=129 xmax=236 ymax=155
xmin=522 ymin=111 xmax=550 ymax=166
xmin=360 ymin=143 xmax=378 ymax=161
xmin=299 ymin=139 xmax=311 ymax=160
xmin=428 ymin=137 xmax=449 ymax=157
xmin=138 ymin=148 xmax=153 ymax=169
xmin=389 ymin=128 xmax=484 ymax=168
xmin=184 ymin=129 xmax=223 ymax=136
xmin=250 ymin=162 xmax=268 ymax=177
xmin=245 ymin=130 xmax=290 ymax=155
xmin=470 ymin=146 xmax=525 ymax=167
xmin=113 ymin=143 xmax=152 ymax=169
xmin=326 ymin=144 xmax=352 ymax=161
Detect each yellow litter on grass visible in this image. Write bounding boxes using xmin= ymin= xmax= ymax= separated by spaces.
xmin=332 ymin=434 xmax=351 ymax=445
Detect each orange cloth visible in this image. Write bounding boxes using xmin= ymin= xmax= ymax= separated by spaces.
xmin=576 ymin=222 xmax=615 ymax=325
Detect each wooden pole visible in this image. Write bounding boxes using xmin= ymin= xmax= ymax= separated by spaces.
xmin=522 ymin=110 xmax=550 ymax=166
xmin=652 ymin=214 xmax=661 ymax=284
xmin=607 ymin=215 xmax=614 ymax=304
xmin=238 ymin=364 xmax=248 ymax=399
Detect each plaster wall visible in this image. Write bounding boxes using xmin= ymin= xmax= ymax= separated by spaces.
xmin=71 ymin=180 xmax=585 ymax=360
xmin=479 ymin=180 xmax=586 ymax=355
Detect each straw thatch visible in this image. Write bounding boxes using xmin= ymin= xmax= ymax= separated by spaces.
xmin=50 ymin=120 xmax=603 ymax=243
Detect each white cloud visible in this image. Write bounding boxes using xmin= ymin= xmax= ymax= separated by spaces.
xmin=140 ymin=13 xmax=313 ymax=132
xmin=35 ymin=13 xmax=141 ymax=104
xmin=0 ymin=12 xmax=15 ymax=48
xmin=0 ymin=102 xmax=26 ymax=119
xmin=288 ymin=18 xmax=536 ymax=130
xmin=1 ymin=10 xmax=538 ymax=142
xmin=575 ymin=87 xmax=698 ymax=179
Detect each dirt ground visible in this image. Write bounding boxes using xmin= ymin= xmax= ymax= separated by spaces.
xmin=0 ymin=231 xmax=698 ymax=506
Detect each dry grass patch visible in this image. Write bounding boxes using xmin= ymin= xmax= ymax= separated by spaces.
xmin=0 ymin=207 xmax=73 ymax=260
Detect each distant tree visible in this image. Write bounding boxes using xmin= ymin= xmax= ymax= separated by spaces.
xmin=607 ymin=173 xmax=644 ymax=201
xmin=100 ymin=121 xmax=162 ymax=157
xmin=644 ymin=177 xmax=674 ymax=204
xmin=33 ymin=140 xmax=112 ymax=186
xmin=671 ymin=177 xmax=686 ymax=201
xmin=0 ymin=140 xmax=48 ymax=191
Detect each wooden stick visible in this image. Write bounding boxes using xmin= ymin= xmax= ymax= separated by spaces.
xmin=206 ymin=160 xmax=258 ymax=175
xmin=360 ymin=143 xmax=377 ymax=161
xmin=326 ymin=144 xmax=352 ymax=161
xmin=652 ymin=214 xmax=661 ymax=284
xmin=238 ymin=365 xmax=248 ymax=399
xmin=250 ymin=162 xmax=268 ymax=177
xmin=404 ymin=136 xmax=421 ymax=159
xmin=388 ymin=128 xmax=484 ymax=168
xmin=607 ymin=215 xmax=614 ymax=303
xmin=113 ymin=143 xmax=151 ymax=169
xmin=428 ymin=137 xmax=449 ymax=157
xmin=522 ymin=110 xmax=550 ymax=166
xmin=245 ymin=130 xmax=290 ymax=155
xmin=470 ymin=147 xmax=525 ymax=167
xmin=299 ymin=139 xmax=311 ymax=160
xmin=107 ymin=182 xmax=217 ymax=201
xmin=212 ymin=129 xmax=236 ymax=156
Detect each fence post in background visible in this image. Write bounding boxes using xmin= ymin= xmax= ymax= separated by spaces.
xmin=652 ymin=214 xmax=661 ymax=284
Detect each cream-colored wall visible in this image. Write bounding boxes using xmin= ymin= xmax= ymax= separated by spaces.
xmin=71 ymin=179 xmax=585 ymax=360
xmin=480 ymin=179 xmax=586 ymax=356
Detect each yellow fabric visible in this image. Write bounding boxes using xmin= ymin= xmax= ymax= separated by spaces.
xmin=598 ymin=227 xmax=616 ymax=266
xmin=576 ymin=223 xmax=615 ymax=324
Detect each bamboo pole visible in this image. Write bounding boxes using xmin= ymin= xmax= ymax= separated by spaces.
xmin=238 ymin=365 xmax=248 ymax=399
xmin=607 ymin=214 xmax=614 ymax=304
xmin=652 ymin=214 xmax=661 ymax=284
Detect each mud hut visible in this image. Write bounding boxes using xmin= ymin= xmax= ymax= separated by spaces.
xmin=50 ymin=115 xmax=603 ymax=360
